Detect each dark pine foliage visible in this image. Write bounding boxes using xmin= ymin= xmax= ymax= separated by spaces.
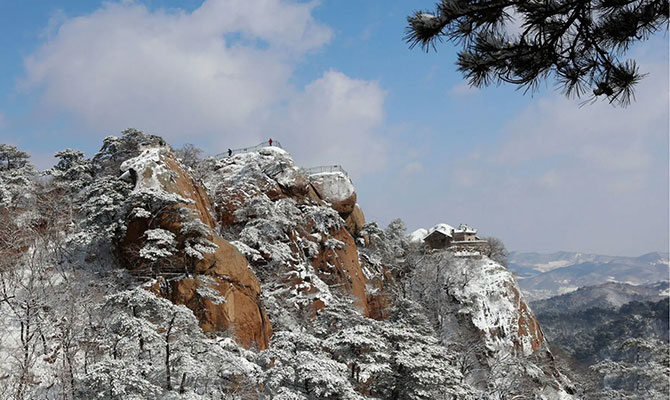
xmin=405 ymin=0 xmax=669 ymax=106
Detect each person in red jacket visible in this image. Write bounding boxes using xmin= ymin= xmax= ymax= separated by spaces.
xmin=268 ymin=138 xmax=273 ymax=146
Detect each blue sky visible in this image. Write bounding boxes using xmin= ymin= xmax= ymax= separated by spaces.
xmin=0 ymin=0 xmax=668 ymax=256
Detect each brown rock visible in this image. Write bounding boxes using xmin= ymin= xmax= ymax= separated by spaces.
xmin=163 ymin=156 xmax=216 ymax=228
xmin=359 ymin=254 xmax=397 ymax=321
xmin=276 ymin=171 xmax=310 ymax=199
xmin=509 ymin=284 xmax=545 ymax=353
xmin=305 ymin=184 xmax=323 ymax=204
xmin=366 ymin=291 xmax=390 ymax=321
xmin=194 ymin=235 xmax=258 ymax=290
xmin=330 ymin=191 xmax=356 ymax=217
xmin=311 ymin=227 xmax=369 ymax=316
xmin=150 ymin=276 xmax=272 ymax=349
xmin=120 ymin=146 xmax=272 ymax=349
xmin=345 ymin=203 xmax=366 ymax=236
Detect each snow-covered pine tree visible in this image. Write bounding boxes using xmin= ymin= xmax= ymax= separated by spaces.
xmin=0 ymin=144 xmax=31 ymax=171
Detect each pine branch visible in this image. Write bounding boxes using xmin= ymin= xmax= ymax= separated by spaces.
xmin=406 ymin=0 xmax=669 ymax=106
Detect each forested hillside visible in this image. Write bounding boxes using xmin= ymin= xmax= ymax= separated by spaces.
xmin=535 ymin=286 xmax=669 ymax=399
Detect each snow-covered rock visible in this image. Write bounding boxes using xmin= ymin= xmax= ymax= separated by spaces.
xmin=109 ymin=136 xmax=273 ymax=349
xmin=450 ymin=257 xmax=546 ymax=356
xmin=308 ymin=171 xmax=357 ymax=216
xmin=0 ymin=131 xmax=580 ymax=399
xmin=199 ymin=148 xmax=370 ymax=319
xmin=201 ymin=147 xmax=321 ymax=227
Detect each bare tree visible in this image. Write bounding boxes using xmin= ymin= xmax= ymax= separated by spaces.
xmin=446 ymin=336 xmax=487 ymax=383
xmin=165 ymin=313 xmax=176 ymax=390
xmin=173 ymin=143 xmax=203 ymax=171
xmin=0 ymin=231 xmax=53 ymax=399
xmin=0 ymin=175 xmax=94 ymax=400
xmin=484 ymin=237 xmax=509 ymax=267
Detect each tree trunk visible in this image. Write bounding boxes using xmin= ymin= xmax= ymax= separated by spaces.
xmin=166 ymin=313 xmax=176 ymax=390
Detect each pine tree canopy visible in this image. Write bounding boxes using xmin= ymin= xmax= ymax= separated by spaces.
xmin=405 ymin=0 xmax=669 ymax=106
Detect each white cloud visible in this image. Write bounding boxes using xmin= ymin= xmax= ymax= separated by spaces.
xmin=21 ymin=0 xmax=386 ymax=174
xmin=279 ymin=70 xmax=387 ymax=176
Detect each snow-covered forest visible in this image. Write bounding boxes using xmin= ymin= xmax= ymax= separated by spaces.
xmin=0 ymin=131 xmax=665 ymax=399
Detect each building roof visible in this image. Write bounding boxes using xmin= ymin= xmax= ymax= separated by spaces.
xmin=428 ymin=223 xmax=454 ymax=238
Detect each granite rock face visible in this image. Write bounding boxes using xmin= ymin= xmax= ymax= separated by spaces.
xmin=201 ymin=148 xmax=370 ymax=318
xmin=118 ymin=144 xmax=272 ymax=349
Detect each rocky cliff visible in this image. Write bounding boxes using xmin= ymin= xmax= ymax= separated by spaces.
xmin=113 ymin=143 xmax=272 ymax=349
xmin=200 ymin=147 xmax=370 ymax=319
xmin=451 ymin=257 xmax=546 ymax=355
xmin=0 ymin=130 xmax=577 ymax=399
xmin=196 ymin=144 xmax=573 ymax=395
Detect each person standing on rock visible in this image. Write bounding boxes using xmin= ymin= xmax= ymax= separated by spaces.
xmin=227 ymin=148 xmax=232 ymax=157
xmin=268 ymin=138 xmax=273 ymax=146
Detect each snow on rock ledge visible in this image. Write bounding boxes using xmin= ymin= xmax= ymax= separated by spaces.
xmin=202 ymin=147 xmax=322 ymax=226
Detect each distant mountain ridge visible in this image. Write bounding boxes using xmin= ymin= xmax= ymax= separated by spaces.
xmin=508 ymin=251 xmax=669 ymax=300
xmin=530 ymin=281 xmax=669 ymax=314
xmin=509 ymin=251 xmax=669 ymax=272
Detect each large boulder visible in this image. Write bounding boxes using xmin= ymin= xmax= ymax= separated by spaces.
xmin=308 ymin=171 xmax=357 ymax=217
xmin=118 ymin=144 xmax=272 ymax=349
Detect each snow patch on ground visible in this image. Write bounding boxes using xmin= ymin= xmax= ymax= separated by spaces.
xmin=259 ymin=146 xmax=288 ymax=156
